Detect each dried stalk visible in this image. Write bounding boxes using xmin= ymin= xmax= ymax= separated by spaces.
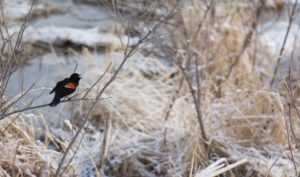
xmin=270 ymin=0 xmax=298 ymax=87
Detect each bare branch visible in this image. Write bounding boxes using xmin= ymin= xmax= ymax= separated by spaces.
xmin=0 ymin=97 xmax=110 ymax=120
xmin=73 ymin=62 xmax=78 ymax=73
xmin=224 ymin=0 xmax=264 ymax=81
xmin=82 ymin=62 xmax=112 ymax=99
xmin=270 ymin=0 xmax=298 ymax=87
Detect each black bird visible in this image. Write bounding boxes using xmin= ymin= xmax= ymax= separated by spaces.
xmin=49 ymin=73 xmax=81 ymax=107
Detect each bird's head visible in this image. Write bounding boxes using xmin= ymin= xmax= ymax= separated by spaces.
xmin=70 ymin=73 xmax=81 ymax=82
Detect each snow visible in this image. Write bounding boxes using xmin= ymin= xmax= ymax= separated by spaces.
xmin=9 ymin=26 xmax=139 ymax=48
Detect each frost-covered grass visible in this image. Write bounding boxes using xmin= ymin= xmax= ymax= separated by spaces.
xmin=1 ymin=0 xmax=300 ymax=177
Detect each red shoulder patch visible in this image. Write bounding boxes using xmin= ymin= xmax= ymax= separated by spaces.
xmin=65 ymin=82 xmax=76 ymax=89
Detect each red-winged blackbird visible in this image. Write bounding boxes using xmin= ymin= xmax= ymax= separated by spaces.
xmin=49 ymin=73 xmax=81 ymax=107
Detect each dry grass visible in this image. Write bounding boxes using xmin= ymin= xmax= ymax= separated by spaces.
xmin=2 ymin=0 xmax=300 ymax=177
xmin=0 ymin=114 xmax=76 ymax=176
xmin=74 ymin=0 xmax=297 ymax=176
xmin=73 ymin=55 xmax=205 ymax=177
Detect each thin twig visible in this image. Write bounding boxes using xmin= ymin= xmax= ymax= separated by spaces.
xmin=73 ymin=62 xmax=78 ymax=73
xmin=178 ymin=61 xmax=207 ymax=142
xmin=0 ymin=1 xmax=34 ymax=101
xmin=0 ymin=97 xmax=110 ymax=120
xmin=163 ymin=74 xmax=184 ymax=144
xmin=281 ymin=47 xmax=300 ymax=148
xmin=2 ymin=69 xmax=45 ymax=113
xmin=224 ymin=0 xmax=264 ymax=81
xmin=285 ymin=99 xmax=297 ymax=176
xmin=270 ymin=0 xmax=298 ymax=87
xmin=60 ymin=131 xmax=86 ymax=175
xmin=264 ymin=157 xmax=279 ymax=177
xmin=82 ymin=62 xmax=112 ymax=99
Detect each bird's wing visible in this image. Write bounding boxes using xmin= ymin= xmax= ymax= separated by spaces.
xmin=49 ymin=78 xmax=68 ymax=94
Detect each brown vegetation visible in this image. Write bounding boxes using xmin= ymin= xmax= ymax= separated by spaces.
xmin=1 ymin=0 xmax=300 ymax=176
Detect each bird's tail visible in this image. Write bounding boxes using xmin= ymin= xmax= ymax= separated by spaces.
xmin=49 ymin=96 xmax=60 ymax=107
